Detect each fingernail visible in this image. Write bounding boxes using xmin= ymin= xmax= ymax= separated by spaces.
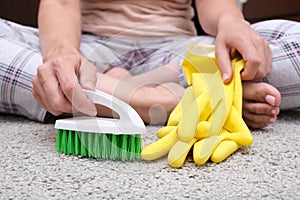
xmin=269 ymin=117 xmax=276 ymax=123
xmin=265 ymin=95 xmax=276 ymax=106
xmin=85 ymin=81 xmax=95 ymax=90
xmin=223 ymin=73 xmax=230 ymax=81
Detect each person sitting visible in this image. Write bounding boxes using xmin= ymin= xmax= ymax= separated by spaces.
xmin=0 ymin=0 xmax=299 ymax=129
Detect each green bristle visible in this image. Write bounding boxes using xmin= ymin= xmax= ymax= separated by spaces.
xmin=128 ymin=135 xmax=137 ymax=160
xmin=135 ymin=135 xmax=142 ymax=159
xmin=56 ymin=129 xmax=63 ymax=153
xmin=80 ymin=132 xmax=88 ymax=157
xmin=120 ymin=134 xmax=128 ymax=161
xmin=106 ymin=134 xmax=113 ymax=159
xmin=110 ymin=134 xmax=119 ymax=160
xmin=101 ymin=134 xmax=111 ymax=159
xmin=67 ymin=131 xmax=75 ymax=155
xmin=93 ymin=133 xmax=101 ymax=158
xmin=57 ymin=129 xmax=142 ymax=161
xmin=74 ymin=131 xmax=81 ymax=155
xmin=61 ymin=130 xmax=68 ymax=154
xmin=87 ymin=132 xmax=94 ymax=157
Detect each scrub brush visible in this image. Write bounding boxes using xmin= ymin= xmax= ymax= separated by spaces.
xmin=55 ymin=89 xmax=146 ymax=161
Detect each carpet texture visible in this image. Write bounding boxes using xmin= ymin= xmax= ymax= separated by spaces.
xmin=0 ymin=110 xmax=299 ymax=199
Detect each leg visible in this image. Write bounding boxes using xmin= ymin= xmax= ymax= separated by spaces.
xmin=243 ymin=19 xmax=300 ymax=128
xmin=87 ymin=37 xmax=188 ymax=124
xmin=0 ymin=19 xmax=46 ymax=122
xmin=95 ymin=70 xmax=184 ymax=125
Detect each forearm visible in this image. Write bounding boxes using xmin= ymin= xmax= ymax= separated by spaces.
xmin=195 ymin=0 xmax=246 ymax=36
xmin=38 ymin=0 xmax=81 ymax=61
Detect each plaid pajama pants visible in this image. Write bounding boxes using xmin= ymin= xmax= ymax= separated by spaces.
xmin=0 ymin=18 xmax=299 ymax=122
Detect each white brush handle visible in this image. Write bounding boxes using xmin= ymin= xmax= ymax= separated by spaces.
xmin=54 ymin=90 xmax=146 ymax=134
xmin=84 ymin=89 xmax=142 ymax=126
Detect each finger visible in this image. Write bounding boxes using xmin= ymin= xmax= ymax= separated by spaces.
xmin=35 ymin=64 xmax=73 ymax=114
xmin=240 ymin=58 xmax=259 ymax=81
xmin=215 ymin=39 xmax=233 ymax=83
xmin=66 ymin=78 xmax=98 ymax=117
xmin=236 ymin=37 xmax=266 ymax=80
xmin=263 ymin=42 xmax=272 ymax=77
xmin=32 ymin=76 xmax=47 ymax=107
xmin=54 ymin=57 xmax=97 ymax=116
xmin=32 ymin=83 xmax=51 ymax=113
xmin=78 ymin=59 xmax=97 ymax=90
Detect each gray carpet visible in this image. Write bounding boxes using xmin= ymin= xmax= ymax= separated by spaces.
xmin=0 ymin=110 xmax=299 ymax=199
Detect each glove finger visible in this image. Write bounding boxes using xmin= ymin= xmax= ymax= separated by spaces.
xmin=195 ymin=121 xmax=210 ymax=139
xmin=157 ymin=125 xmax=177 ymax=138
xmin=197 ymin=91 xmax=212 ymax=121
xmin=191 ymin=73 xmax=208 ymax=96
xmin=221 ymin=132 xmax=253 ymax=146
xmin=193 ymin=135 xmax=225 ymax=165
xmin=205 ymin=72 xmax=227 ymax=137
xmin=177 ymin=97 xmax=198 ymax=142
xmin=141 ymin=127 xmax=178 ymax=160
xmin=177 ymin=89 xmax=213 ymax=142
xmin=167 ymin=102 xmax=182 ymax=126
xmin=232 ymin=58 xmax=245 ymax=113
xmin=168 ymin=138 xmax=197 ymax=168
xmin=167 ymin=86 xmax=195 ymax=126
xmin=210 ymin=140 xmax=240 ymax=163
xmin=224 ymin=106 xmax=253 ymax=146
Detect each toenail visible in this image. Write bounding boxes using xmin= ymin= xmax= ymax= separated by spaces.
xmin=269 ymin=117 xmax=276 ymax=123
xmin=271 ymin=109 xmax=276 ymax=115
xmin=265 ymin=95 xmax=276 ymax=106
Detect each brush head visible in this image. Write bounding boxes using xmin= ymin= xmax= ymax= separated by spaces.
xmin=54 ymin=89 xmax=146 ymax=161
xmin=55 ymin=117 xmax=144 ymax=160
xmin=56 ymin=129 xmax=142 ymax=160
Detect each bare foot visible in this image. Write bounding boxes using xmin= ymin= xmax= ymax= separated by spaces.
xmin=242 ymin=81 xmax=281 ymax=129
xmin=129 ymin=83 xmax=184 ymax=124
xmin=95 ymin=71 xmax=184 ymax=124
xmin=105 ymin=67 xmax=131 ymax=79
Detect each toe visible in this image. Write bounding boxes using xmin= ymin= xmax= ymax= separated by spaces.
xmin=243 ymin=82 xmax=281 ymax=107
xmin=243 ymin=100 xmax=278 ymax=115
xmin=244 ymin=119 xmax=271 ymax=129
xmin=243 ymin=111 xmax=277 ymax=129
xmin=243 ymin=109 xmax=277 ymax=124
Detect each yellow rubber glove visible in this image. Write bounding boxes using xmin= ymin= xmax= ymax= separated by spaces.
xmin=193 ymin=57 xmax=253 ymax=165
xmin=141 ymin=44 xmax=253 ymax=168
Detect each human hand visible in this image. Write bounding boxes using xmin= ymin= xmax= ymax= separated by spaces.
xmin=32 ymin=54 xmax=97 ymax=117
xmin=215 ymin=17 xmax=272 ymax=83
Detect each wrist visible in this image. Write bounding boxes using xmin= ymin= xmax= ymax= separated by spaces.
xmin=42 ymin=41 xmax=80 ymax=63
xmin=218 ymin=15 xmax=250 ymax=29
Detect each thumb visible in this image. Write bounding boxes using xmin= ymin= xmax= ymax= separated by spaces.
xmin=78 ymin=59 xmax=97 ymax=91
xmin=215 ymin=43 xmax=233 ymax=84
xmin=76 ymin=59 xmax=97 ymax=116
